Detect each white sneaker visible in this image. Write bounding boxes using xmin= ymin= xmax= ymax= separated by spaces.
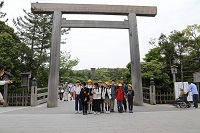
xmin=79 ymin=111 xmax=82 ymax=114
xmin=97 ymin=112 xmax=100 ymax=115
xmin=94 ymin=112 xmax=97 ymax=115
xmin=75 ymin=111 xmax=78 ymax=114
xmin=108 ymin=111 xmax=110 ymax=114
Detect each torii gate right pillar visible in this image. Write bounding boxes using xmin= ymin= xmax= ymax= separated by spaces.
xmin=128 ymin=13 xmax=143 ymax=106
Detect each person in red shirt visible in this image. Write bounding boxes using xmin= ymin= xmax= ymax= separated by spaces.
xmin=116 ymin=83 xmax=124 ymax=113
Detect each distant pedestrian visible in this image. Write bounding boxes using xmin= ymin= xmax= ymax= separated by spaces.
xmin=74 ymin=80 xmax=82 ymax=114
xmin=116 ymin=83 xmax=124 ymax=113
xmin=80 ymin=82 xmax=89 ymax=115
xmin=110 ymin=80 xmax=117 ymax=112
xmin=127 ymin=84 xmax=134 ymax=113
xmin=70 ymin=84 xmax=75 ymax=100
xmin=63 ymin=82 xmax=69 ymax=101
xmin=87 ymin=79 xmax=93 ymax=114
xmin=58 ymin=84 xmax=64 ymax=101
xmin=187 ymin=82 xmax=199 ymax=108
xmin=92 ymin=83 xmax=101 ymax=115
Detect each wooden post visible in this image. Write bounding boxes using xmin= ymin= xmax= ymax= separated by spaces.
xmin=3 ymin=83 xmax=8 ymax=107
xmin=150 ymin=85 xmax=156 ymax=105
xmin=47 ymin=11 xmax=62 ymax=108
xmin=31 ymin=86 xmax=37 ymax=106
xmin=128 ymin=13 xmax=143 ymax=106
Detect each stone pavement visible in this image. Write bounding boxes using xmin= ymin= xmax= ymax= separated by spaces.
xmin=0 ymin=100 xmax=199 ymax=133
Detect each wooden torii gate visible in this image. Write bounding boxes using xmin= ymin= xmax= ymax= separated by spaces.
xmin=31 ymin=3 xmax=157 ymax=108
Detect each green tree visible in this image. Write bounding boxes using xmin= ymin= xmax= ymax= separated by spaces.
xmin=0 ymin=20 xmax=31 ymax=92
xmin=0 ymin=1 xmax=8 ymax=22
xmin=59 ymin=51 xmax=79 ymax=82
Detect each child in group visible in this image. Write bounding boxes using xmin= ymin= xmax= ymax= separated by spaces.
xmin=102 ymin=82 xmax=111 ymax=114
xmin=127 ymin=84 xmax=134 ymax=113
xmin=92 ymin=83 xmax=101 ymax=115
xmin=87 ymin=79 xmax=93 ymax=114
xmin=116 ymin=83 xmax=124 ymax=113
xmin=80 ymin=82 xmax=89 ymax=115
xmin=98 ymin=80 xmax=104 ymax=113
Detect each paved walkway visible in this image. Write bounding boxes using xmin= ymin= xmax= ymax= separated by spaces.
xmin=0 ymin=100 xmax=199 ymax=133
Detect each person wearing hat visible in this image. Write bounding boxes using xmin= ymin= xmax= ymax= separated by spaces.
xmin=102 ymin=81 xmax=111 ymax=113
xmin=63 ymin=82 xmax=69 ymax=101
xmin=116 ymin=83 xmax=124 ymax=113
xmin=87 ymin=79 xmax=93 ymax=114
xmin=120 ymin=77 xmax=128 ymax=112
xmin=0 ymin=64 xmax=12 ymax=104
xmin=74 ymin=80 xmax=83 ymax=114
xmin=80 ymin=82 xmax=90 ymax=115
xmin=127 ymin=84 xmax=134 ymax=113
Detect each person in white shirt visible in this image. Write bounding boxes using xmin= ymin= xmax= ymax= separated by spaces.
xmin=70 ymin=84 xmax=75 ymax=100
xmin=92 ymin=83 xmax=101 ymax=115
xmin=74 ymin=80 xmax=82 ymax=113
xmin=102 ymin=82 xmax=111 ymax=114
xmin=0 ymin=64 xmax=12 ymax=104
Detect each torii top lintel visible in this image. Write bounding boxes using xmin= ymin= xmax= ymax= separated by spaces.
xmin=31 ymin=3 xmax=157 ymax=17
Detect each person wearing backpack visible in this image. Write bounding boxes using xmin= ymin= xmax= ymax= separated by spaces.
xmin=127 ymin=84 xmax=134 ymax=113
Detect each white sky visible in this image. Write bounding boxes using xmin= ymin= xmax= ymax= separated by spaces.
xmin=2 ymin=0 xmax=200 ymax=70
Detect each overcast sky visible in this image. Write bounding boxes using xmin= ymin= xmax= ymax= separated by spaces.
xmin=2 ymin=0 xmax=200 ymax=70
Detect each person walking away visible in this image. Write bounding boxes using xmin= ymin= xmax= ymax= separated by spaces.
xmin=63 ymin=82 xmax=69 ymax=101
xmin=127 ymin=84 xmax=134 ymax=113
xmin=103 ymin=82 xmax=111 ymax=114
xmin=116 ymin=83 xmax=124 ymax=113
xmin=80 ymin=82 xmax=89 ymax=115
xmin=70 ymin=84 xmax=75 ymax=100
xmin=0 ymin=64 xmax=12 ymax=104
xmin=92 ymin=83 xmax=101 ymax=115
xmin=110 ymin=80 xmax=117 ymax=112
xmin=120 ymin=77 xmax=128 ymax=112
xmin=187 ymin=81 xmax=199 ymax=108
xmin=74 ymin=80 xmax=82 ymax=114
xmin=87 ymin=79 xmax=93 ymax=114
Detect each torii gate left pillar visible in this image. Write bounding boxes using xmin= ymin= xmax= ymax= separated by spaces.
xmin=31 ymin=3 xmax=157 ymax=108
xmin=47 ymin=11 xmax=62 ymax=107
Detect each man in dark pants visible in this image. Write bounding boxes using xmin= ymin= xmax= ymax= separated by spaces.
xmin=187 ymin=81 xmax=199 ymax=108
xmin=80 ymin=82 xmax=89 ymax=115
xmin=120 ymin=77 xmax=128 ymax=112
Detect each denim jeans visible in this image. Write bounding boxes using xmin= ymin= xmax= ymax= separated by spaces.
xmin=75 ymin=95 xmax=82 ymax=111
xmin=193 ymin=94 xmax=198 ymax=108
xmin=117 ymin=101 xmax=123 ymax=111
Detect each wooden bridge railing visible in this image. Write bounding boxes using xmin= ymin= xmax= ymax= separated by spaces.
xmin=6 ymin=87 xmax=48 ymax=106
xmin=143 ymin=86 xmax=175 ymax=104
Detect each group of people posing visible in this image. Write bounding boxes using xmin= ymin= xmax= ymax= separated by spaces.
xmin=61 ymin=79 xmax=134 ymax=115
